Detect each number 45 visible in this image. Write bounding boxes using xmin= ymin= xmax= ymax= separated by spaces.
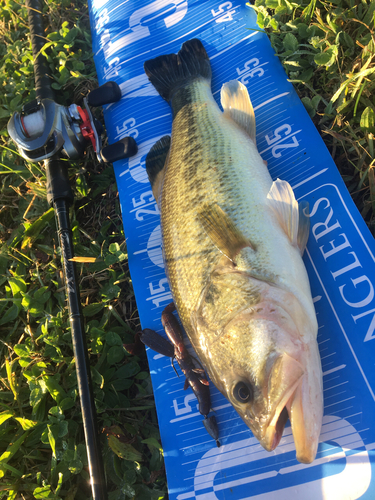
xmin=211 ymin=2 xmax=236 ymax=23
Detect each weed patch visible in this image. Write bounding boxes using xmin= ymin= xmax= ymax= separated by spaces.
xmin=250 ymin=0 xmax=375 ymax=232
xmin=0 ymin=1 xmax=166 ymax=498
xmin=1 ymin=0 xmax=374 ymax=498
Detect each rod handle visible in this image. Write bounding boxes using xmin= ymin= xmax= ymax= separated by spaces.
xmin=26 ymin=0 xmax=54 ymax=101
xmin=45 ymin=157 xmax=73 ymax=206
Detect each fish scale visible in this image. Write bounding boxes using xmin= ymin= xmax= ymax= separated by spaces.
xmin=162 ymin=79 xmax=294 ymax=333
xmin=164 ymin=88 xmax=235 ymax=326
xmin=144 ymin=38 xmax=323 ymax=464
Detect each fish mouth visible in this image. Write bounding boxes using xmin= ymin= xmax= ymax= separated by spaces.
xmin=263 ymin=353 xmax=304 ymax=453
xmin=264 ymin=377 xmax=302 ymax=451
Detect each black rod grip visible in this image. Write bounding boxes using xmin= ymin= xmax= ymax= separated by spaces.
xmin=45 ymin=157 xmax=74 ymax=206
xmin=26 ymin=0 xmax=55 ymax=101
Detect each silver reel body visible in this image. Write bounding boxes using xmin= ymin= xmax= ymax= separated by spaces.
xmin=7 ymin=81 xmax=137 ymax=164
xmin=8 ymin=99 xmax=86 ymax=162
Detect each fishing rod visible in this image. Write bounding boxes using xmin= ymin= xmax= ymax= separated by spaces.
xmin=7 ymin=1 xmax=137 ymax=498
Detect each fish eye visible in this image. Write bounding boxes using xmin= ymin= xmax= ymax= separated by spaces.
xmin=233 ymin=381 xmax=253 ymax=403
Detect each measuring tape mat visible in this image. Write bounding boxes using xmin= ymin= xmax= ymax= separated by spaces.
xmin=88 ymin=1 xmax=375 ymax=498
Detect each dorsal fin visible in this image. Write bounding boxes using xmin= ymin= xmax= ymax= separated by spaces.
xmin=267 ymin=179 xmax=310 ymax=255
xmin=220 ymin=80 xmax=256 ymax=144
xmin=145 ymin=136 xmax=171 ymax=202
xmin=198 ymin=203 xmax=254 ymax=262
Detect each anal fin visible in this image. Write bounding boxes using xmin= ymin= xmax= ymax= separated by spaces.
xmin=145 ymin=135 xmax=171 ymax=202
xmin=297 ymin=200 xmax=310 ymax=255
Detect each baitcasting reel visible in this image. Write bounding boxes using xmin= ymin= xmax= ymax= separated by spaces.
xmin=8 ymin=81 xmax=137 ymax=164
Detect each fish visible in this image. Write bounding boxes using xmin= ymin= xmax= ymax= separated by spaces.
xmin=144 ymin=39 xmax=323 ymax=464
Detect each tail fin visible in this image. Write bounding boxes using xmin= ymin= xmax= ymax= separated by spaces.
xmin=144 ymin=38 xmax=211 ymax=102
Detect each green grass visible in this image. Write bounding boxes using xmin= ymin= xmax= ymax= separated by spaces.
xmin=250 ymin=0 xmax=375 ymax=229
xmin=0 ymin=0 xmax=374 ymax=499
xmin=0 ymin=1 xmax=166 ymax=499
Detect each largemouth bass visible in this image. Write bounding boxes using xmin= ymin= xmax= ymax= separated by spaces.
xmin=144 ymin=39 xmax=323 ymax=464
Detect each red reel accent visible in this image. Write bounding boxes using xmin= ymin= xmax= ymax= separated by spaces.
xmin=20 ymin=115 xmax=31 ymax=138
xmin=77 ymin=106 xmax=97 ymax=151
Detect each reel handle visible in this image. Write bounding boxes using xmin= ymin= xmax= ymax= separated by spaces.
xmin=87 ymin=81 xmax=138 ymax=163
xmin=87 ymin=81 xmax=122 ymax=107
xmin=101 ymin=136 xmax=138 ymax=163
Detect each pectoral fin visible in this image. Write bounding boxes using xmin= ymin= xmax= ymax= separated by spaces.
xmin=297 ymin=200 xmax=310 ymax=255
xmin=267 ymin=179 xmax=310 ymax=255
xmin=221 ymin=80 xmax=256 ymax=144
xmin=145 ymin=135 xmax=171 ymax=202
xmin=198 ymin=203 xmax=254 ymax=262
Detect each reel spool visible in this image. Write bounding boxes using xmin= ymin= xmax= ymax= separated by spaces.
xmin=8 ymin=81 xmax=137 ymax=164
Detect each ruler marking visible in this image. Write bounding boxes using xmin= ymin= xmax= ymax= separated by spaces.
xmin=324 ymin=381 xmax=349 ymax=392
xmin=306 ymin=248 xmax=375 ymax=401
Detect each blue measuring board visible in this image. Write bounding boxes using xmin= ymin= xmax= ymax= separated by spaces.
xmin=88 ymin=1 xmax=375 ymax=498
